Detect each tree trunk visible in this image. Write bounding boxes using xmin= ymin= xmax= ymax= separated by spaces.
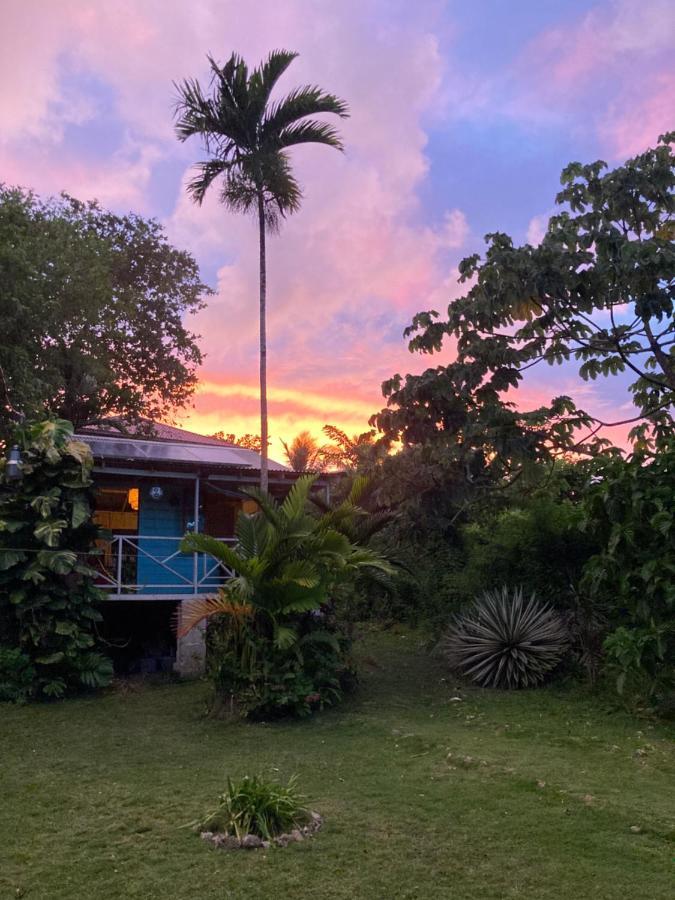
xmin=257 ymin=191 xmax=269 ymax=493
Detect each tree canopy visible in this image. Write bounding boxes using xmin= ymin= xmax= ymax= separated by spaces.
xmin=373 ymin=134 xmax=674 ymax=468
xmin=0 ymin=187 xmax=211 ymax=439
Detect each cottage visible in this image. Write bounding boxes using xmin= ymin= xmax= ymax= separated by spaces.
xmin=77 ymin=423 xmax=322 ymax=676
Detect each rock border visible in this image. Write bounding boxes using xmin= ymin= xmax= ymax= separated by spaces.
xmin=200 ymin=811 xmax=323 ymax=850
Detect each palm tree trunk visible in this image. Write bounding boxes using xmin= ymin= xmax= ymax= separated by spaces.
xmin=257 ymin=191 xmax=269 ymax=493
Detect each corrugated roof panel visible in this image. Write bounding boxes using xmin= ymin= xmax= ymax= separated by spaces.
xmin=77 ymin=434 xmax=288 ymax=471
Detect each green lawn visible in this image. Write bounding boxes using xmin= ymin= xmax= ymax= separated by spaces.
xmin=1 ymin=629 xmax=673 ymax=900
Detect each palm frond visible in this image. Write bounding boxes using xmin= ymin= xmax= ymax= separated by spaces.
xmin=186 ymin=158 xmax=234 ymax=205
xmin=262 ymin=85 xmax=349 ymax=140
xmin=273 ymin=558 xmax=320 ymax=589
xmin=235 ymin=512 xmax=268 ymax=559
xmin=219 ymin=168 xmax=260 ymax=216
xmin=180 ymin=532 xmax=244 ymax=574
xmin=173 ymin=77 xmax=213 ymax=141
xmin=276 ymin=120 xmax=345 ymax=152
xmin=210 ymin=52 xmax=250 ymax=112
xmin=279 ymin=474 xmax=316 ymax=521
xmin=347 ymin=475 xmax=370 ymax=506
xmin=249 ymin=49 xmax=299 ymax=117
xmin=274 ymin=625 xmax=299 ymax=650
xmin=175 ymin=593 xmax=252 ymax=638
xmin=260 ymin=151 xmax=302 ymax=224
xmin=241 ymin=486 xmax=283 ymax=529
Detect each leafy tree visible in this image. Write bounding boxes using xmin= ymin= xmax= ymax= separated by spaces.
xmin=0 ymin=187 xmax=209 ymax=439
xmin=174 ymin=50 xmax=348 ymax=491
xmin=212 ymin=431 xmax=264 ymax=452
xmin=0 ymin=419 xmax=112 ymax=699
xmin=375 ymin=134 xmax=674 ymax=463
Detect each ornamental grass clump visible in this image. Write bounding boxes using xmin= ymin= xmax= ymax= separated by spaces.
xmin=199 ymin=774 xmax=309 ymax=841
xmin=443 ymin=587 xmax=569 ymax=689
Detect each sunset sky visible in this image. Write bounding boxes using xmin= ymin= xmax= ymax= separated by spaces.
xmin=2 ymin=0 xmax=673 ymax=455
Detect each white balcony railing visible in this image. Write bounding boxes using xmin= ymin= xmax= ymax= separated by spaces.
xmin=95 ymin=534 xmax=237 ymax=598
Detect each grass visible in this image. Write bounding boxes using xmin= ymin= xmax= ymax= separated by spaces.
xmin=1 ymin=627 xmax=673 ymax=900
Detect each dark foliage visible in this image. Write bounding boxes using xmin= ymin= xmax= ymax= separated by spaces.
xmin=581 ymin=443 xmax=675 ymax=704
xmin=375 ymin=134 xmax=674 ymax=463
xmin=0 ymin=187 xmax=209 ymax=438
xmin=0 ymin=419 xmax=112 ymax=699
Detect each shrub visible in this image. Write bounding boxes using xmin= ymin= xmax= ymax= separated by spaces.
xmin=199 ymin=774 xmax=308 ymax=840
xmin=443 ymin=587 xmax=569 ymax=689
xmin=603 ymin=623 xmax=673 ymax=707
xmin=206 ymin=611 xmax=356 ymax=718
xmin=0 ymin=647 xmax=35 ymax=703
xmin=455 ymin=494 xmax=594 ymax=611
xmin=581 ymin=445 xmax=675 ymax=705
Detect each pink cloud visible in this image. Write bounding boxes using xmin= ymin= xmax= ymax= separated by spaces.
xmin=508 ymin=0 xmax=674 ymax=158
xmin=523 ymin=0 xmax=674 ymax=90
xmin=1 ymin=0 xmax=647 ymax=451
xmin=526 ymin=213 xmax=550 ymax=246
xmin=600 ymin=71 xmax=675 ymax=158
xmin=0 ymin=0 xmax=466 ymax=446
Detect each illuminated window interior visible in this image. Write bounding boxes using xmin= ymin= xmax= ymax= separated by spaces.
xmin=94 ymin=486 xmax=139 ymax=532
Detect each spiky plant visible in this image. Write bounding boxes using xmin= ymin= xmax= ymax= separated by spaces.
xmin=443 ymin=587 xmax=569 ymax=689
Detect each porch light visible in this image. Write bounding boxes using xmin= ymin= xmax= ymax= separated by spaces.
xmin=149 ymin=485 xmax=164 ymax=500
xmin=5 ymin=445 xmax=23 ymax=482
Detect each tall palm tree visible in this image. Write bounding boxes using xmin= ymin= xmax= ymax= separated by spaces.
xmin=174 ymin=51 xmax=348 ymax=491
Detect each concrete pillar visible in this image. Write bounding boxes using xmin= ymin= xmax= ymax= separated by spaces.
xmin=174 ymin=601 xmax=206 ymax=677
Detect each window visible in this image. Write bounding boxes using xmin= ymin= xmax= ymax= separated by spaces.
xmin=94 ymin=486 xmax=139 ymax=532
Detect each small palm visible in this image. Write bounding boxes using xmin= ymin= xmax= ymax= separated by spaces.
xmin=180 ymin=475 xmax=393 ymax=647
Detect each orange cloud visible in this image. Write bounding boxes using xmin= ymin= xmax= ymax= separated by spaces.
xmin=180 ymin=378 xmax=380 ymax=457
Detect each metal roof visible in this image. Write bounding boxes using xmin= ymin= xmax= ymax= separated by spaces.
xmin=76 ymin=433 xmax=289 ymax=472
xmin=79 ymin=420 xmax=245 ymax=447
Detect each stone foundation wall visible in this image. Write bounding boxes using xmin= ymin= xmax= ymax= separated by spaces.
xmin=174 ymin=601 xmax=206 ymax=676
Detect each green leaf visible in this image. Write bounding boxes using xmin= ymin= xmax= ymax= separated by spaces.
xmin=0 ymin=549 xmax=26 ymax=570
xmin=33 ymin=519 xmax=67 ymax=547
xmin=0 ymin=519 xmax=24 ymax=533
xmin=71 ymin=496 xmax=91 ymax=529
xmin=35 ymin=652 xmax=65 ymax=665
xmin=274 ymin=626 xmax=298 ymax=649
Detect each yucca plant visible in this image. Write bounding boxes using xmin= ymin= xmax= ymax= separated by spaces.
xmin=199 ymin=774 xmax=308 ymax=840
xmin=443 ymin=587 xmax=569 ymax=689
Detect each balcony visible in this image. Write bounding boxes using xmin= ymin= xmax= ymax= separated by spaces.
xmin=95 ymin=534 xmax=237 ymax=599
